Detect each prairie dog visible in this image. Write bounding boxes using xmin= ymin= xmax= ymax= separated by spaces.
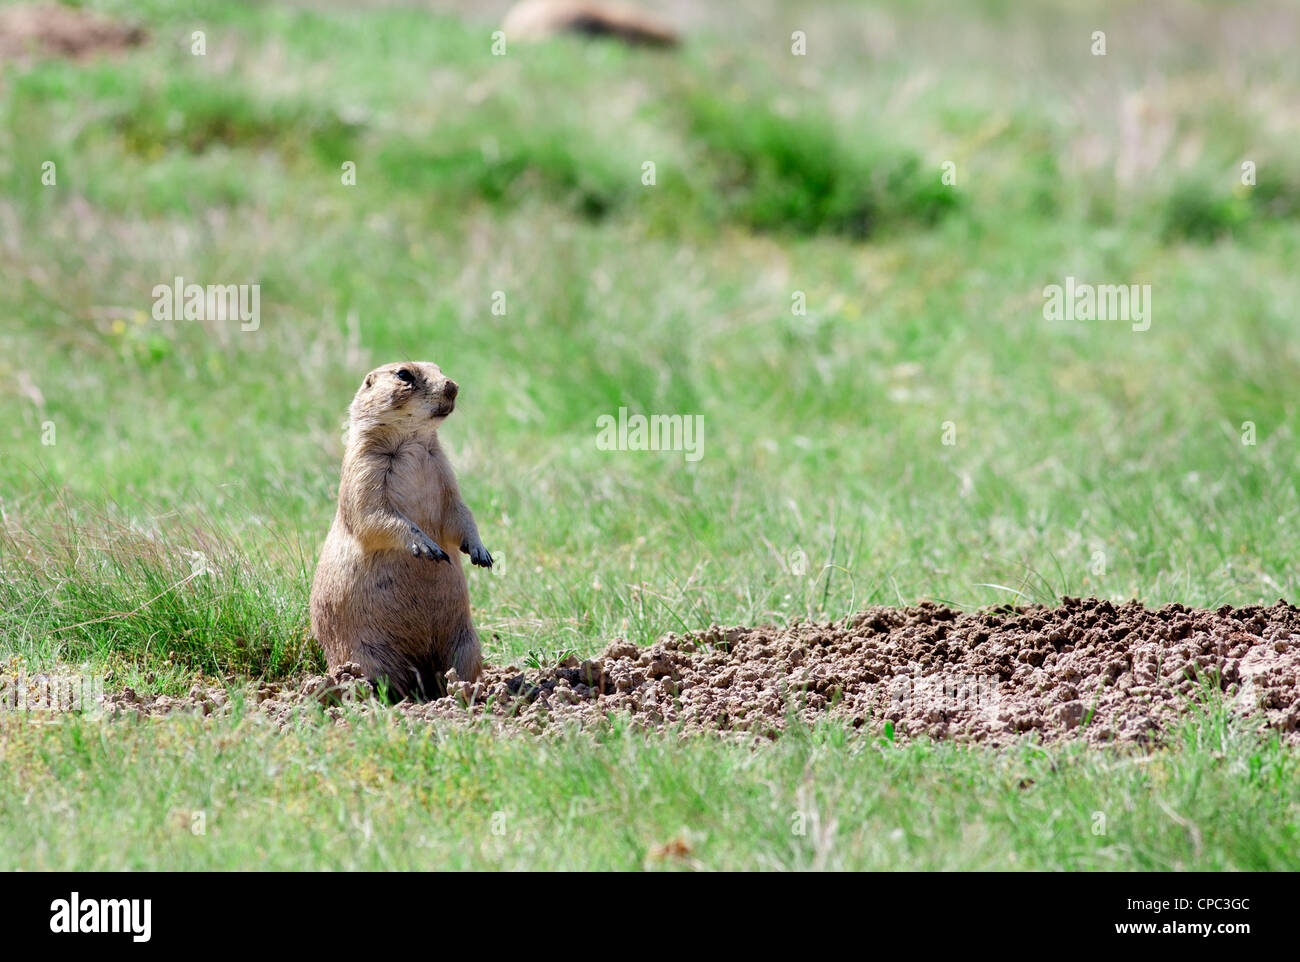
xmin=502 ymin=0 xmax=679 ymax=46
xmin=309 ymin=362 xmax=492 ymax=700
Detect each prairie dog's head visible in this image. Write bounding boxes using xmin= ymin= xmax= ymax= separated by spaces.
xmin=350 ymin=361 xmax=459 ymax=428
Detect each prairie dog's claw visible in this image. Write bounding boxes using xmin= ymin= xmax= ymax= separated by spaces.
xmin=411 ymin=532 xmax=450 ymax=562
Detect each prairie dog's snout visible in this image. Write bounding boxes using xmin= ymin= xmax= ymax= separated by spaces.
xmin=432 ymin=376 xmax=457 ymax=417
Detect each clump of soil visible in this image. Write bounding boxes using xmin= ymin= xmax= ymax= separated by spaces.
xmin=0 ymin=5 xmax=146 ymax=61
xmin=101 ymin=598 xmax=1300 ymax=746
xmin=103 ymin=662 xmax=376 ymax=727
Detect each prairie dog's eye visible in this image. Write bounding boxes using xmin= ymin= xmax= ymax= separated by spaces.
xmin=395 ymin=369 xmax=415 ymax=383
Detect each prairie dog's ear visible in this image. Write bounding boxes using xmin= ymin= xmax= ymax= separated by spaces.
xmin=364 ymin=373 xmax=375 ymax=388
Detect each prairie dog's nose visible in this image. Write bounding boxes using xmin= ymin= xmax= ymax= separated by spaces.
xmin=443 ymin=380 xmax=459 ymax=400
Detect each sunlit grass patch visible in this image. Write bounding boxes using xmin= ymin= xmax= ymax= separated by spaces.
xmin=0 ymin=505 xmax=317 ymax=685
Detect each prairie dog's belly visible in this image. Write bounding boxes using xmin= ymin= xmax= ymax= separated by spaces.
xmin=385 ymin=439 xmax=455 ymax=542
xmin=364 ymin=549 xmax=469 ymax=627
xmin=319 ymin=531 xmax=469 ymax=647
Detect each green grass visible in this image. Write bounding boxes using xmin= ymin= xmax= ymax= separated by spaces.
xmin=1 ymin=0 xmax=1299 ymax=869
xmin=2 ymin=701 xmax=1295 ymax=871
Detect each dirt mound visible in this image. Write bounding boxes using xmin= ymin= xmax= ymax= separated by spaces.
xmin=101 ymin=598 xmax=1300 ymax=746
xmin=0 ymin=4 xmax=146 ymax=61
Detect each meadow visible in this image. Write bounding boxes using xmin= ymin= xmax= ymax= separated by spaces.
xmin=0 ymin=0 xmax=1297 ymax=869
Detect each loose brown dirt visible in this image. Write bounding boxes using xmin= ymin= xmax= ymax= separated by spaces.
xmin=0 ymin=5 xmax=146 ymax=62
xmin=101 ymin=598 xmax=1300 ymax=746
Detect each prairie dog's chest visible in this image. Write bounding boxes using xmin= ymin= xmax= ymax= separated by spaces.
xmin=386 ymin=440 xmax=453 ymax=525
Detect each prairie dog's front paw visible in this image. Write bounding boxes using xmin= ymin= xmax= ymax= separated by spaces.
xmin=410 ymin=531 xmax=451 ymax=563
xmin=461 ymin=539 xmax=494 ymax=568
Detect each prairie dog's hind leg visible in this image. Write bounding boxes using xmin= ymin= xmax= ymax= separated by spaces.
xmin=447 ymin=625 xmax=483 ymax=684
xmin=352 ymin=640 xmax=423 ymax=702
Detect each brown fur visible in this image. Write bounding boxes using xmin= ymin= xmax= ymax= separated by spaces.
xmin=309 ymin=361 xmax=493 ymax=701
